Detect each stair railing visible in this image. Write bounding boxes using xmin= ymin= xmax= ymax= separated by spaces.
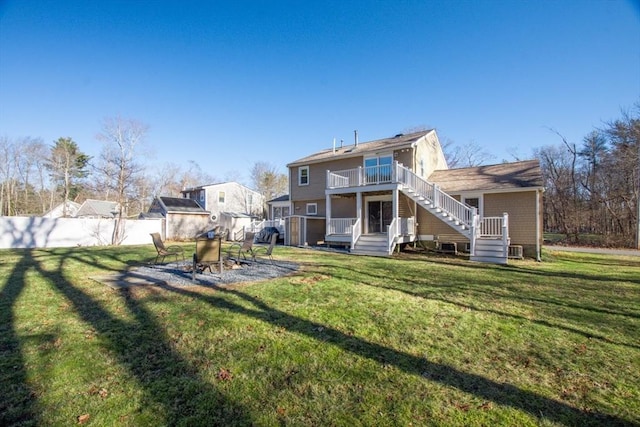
xmin=351 ymin=218 xmax=361 ymax=250
xmin=395 ymin=162 xmax=476 ymax=230
xmin=387 ymin=217 xmax=398 ymax=254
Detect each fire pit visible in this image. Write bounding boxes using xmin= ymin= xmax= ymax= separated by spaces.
xmin=193 ymin=233 xmax=222 ymax=279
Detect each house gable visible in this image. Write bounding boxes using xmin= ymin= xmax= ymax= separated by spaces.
xmin=182 ymin=181 xmax=264 ymax=219
xmin=287 ymin=130 xmax=447 ymax=204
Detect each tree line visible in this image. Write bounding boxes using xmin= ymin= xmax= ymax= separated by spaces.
xmin=536 ymin=105 xmax=639 ymax=248
xmin=0 ymin=116 xmax=288 ymax=219
xmin=2 ymin=111 xmax=638 ymax=249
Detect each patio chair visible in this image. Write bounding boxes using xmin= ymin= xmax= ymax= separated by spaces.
xmin=253 ymin=232 xmax=278 ymax=264
xmin=150 ymin=233 xmax=185 ymax=264
xmin=226 ymin=232 xmax=256 ymax=263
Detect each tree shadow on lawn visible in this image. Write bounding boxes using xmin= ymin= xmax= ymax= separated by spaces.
xmin=307 ymin=261 xmax=640 ymax=350
xmin=2 ymin=249 xmax=253 ymax=426
xmin=0 ymin=250 xmax=41 ymax=426
xmin=158 ymin=282 xmax=635 ymax=426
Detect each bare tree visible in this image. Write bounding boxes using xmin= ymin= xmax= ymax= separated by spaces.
xmin=442 ymin=138 xmax=495 ymax=168
xmin=250 ymin=162 xmax=288 ymax=216
xmin=0 ymin=136 xmax=18 ymax=215
xmin=95 ymin=116 xmax=148 ymax=244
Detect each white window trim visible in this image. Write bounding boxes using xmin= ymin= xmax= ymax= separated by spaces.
xmin=298 ymin=166 xmax=310 ymax=186
xmin=306 ymin=203 xmax=317 ymax=215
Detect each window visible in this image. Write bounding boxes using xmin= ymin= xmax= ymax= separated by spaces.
xmin=306 ymin=203 xmax=317 ymax=215
xmin=462 ymin=196 xmax=482 ymax=215
xmin=218 ymin=191 xmax=225 ymax=203
xmin=464 ymin=197 xmax=479 ymax=209
xmin=298 ymin=166 xmax=309 ymax=186
xmin=199 ymin=190 xmax=205 ymax=203
xmin=364 ymin=155 xmax=393 ymax=184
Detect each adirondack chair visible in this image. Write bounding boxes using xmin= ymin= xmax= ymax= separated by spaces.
xmin=226 ymin=232 xmax=256 ymax=263
xmin=150 ymin=233 xmax=185 ymax=264
xmin=253 ymin=232 xmax=278 ymax=264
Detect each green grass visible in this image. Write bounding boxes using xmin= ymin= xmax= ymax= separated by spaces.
xmin=1 ymin=243 xmax=638 ymax=426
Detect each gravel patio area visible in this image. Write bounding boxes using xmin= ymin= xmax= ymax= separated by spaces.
xmin=91 ymin=260 xmax=300 ymax=289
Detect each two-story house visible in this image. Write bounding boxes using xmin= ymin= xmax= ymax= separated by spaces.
xmin=181 ymin=181 xmax=264 ymax=222
xmin=285 ymin=130 xmax=543 ymax=263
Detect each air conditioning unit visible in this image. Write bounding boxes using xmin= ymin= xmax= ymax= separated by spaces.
xmin=508 ymin=245 xmax=523 ymax=259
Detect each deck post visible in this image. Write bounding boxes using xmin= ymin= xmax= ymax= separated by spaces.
xmin=326 ymin=193 xmax=332 ymax=236
xmin=502 ymin=212 xmax=509 ymax=257
xmin=469 ymin=207 xmax=478 ymax=256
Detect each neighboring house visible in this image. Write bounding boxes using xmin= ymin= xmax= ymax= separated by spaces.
xmin=266 ymin=194 xmax=290 ymax=220
xmin=181 ymin=182 xmax=264 ymax=221
xmin=143 ymin=196 xmax=211 ymax=240
xmin=42 ymin=200 xmax=81 ymax=218
xmin=75 ymin=199 xmax=120 ymax=219
xmin=286 ymin=129 xmax=543 ymax=263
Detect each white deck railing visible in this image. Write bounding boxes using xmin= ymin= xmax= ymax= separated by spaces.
xmin=327 ymin=217 xmax=357 ymax=235
xmin=328 ymin=162 xmax=476 ymax=232
xmin=324 ymin=162 xmax=512 ymax=256
xmin=480 ymin=217 xmax=503 ymax=237
xmin=480 ymin=213 xmax=509 ymax=246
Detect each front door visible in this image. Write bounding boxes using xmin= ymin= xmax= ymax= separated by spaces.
xmin=367 ymin=200 xmax=393 ymax=233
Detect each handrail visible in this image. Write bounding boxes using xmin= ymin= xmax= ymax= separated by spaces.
xmin=395 ymin=162 xmax=475 ymax=230
xmin=351 ymin=218 xmax=361 ymax=250
xmin=387 ymin=217 xmax=398 ymax=254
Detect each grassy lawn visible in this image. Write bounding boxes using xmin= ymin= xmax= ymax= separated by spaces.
xmin=1 ymin=243 xmax=638 ymax=426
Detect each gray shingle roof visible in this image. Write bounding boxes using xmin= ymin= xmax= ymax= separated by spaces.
xmin=428 ymin=160 xmax=543 ymax=192
xmin=76 ymin=199 xmax=119 ymax=217
xmin=268 ymin=194 xmax=290 ymax=203
xmin=287 ymin=130 xmax=434 ymax=166
xmin=159 ymin=197 xmax=206 ymax=212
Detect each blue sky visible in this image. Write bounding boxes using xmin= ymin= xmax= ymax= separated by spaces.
xmin=1 ymin=0 xmax=638 ymax=184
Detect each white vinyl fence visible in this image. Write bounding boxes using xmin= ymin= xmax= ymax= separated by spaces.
xmin=0 ymin=217 xmax=163 ymax=249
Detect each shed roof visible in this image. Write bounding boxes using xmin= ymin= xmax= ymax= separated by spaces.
xmin=428 ymin=160 xmax=543 ymax=193
xmin=287 ymin=130 xmax=434 ymax=167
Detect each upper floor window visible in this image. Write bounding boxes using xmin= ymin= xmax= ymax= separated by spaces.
xmin=364 ymin=155 xmax=393 ymax=184
xmin=199 ymin=190 xmax=205 ymax=203
xmin=298 ymin=166 xmax=309 ymax=186
xmin=218 ymin=191 xmax=226 ymax=203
